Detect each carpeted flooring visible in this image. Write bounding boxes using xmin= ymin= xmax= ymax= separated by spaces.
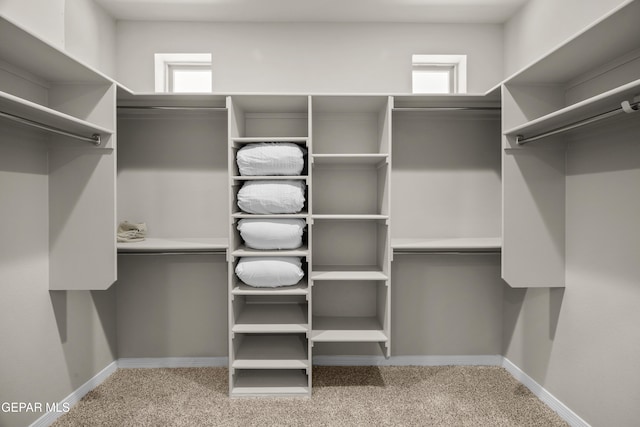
xmin=52 ymin=366 xmax=568 ymax=426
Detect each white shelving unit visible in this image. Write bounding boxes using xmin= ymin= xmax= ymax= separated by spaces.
xmin=310 ymin=95 xmax=392 ymax=358
xmin=227 ymin=95 xmax=312 ymax=397
xmin=0 ymin=16 xmax=117 ymax=291
xmin=500 ymin=0 xmax=640 ymax=288
xmin=117 ymin=237 xmax=229 ymax=253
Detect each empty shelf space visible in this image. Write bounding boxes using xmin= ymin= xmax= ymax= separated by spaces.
xmin=311 ymin=316 xmax=387 ymax=342
xmin=311 ymin=266 xmax=388 ymax=281
xmin=233 ymin=303 xmax=308 ymax=333
xmin=0 ymin=90 xmax=114 ymax=138
xmin=312 ymin=154 xmax=388 ymax=165
xmin=232 ymin=280 xmax=309 ymax=296
xmin=117 ymin=237 xmax=229 ymax=253
xmin=232 ymin=244 xmax=309 ymax=257
xmin=231 ymin=370 xmax=309 ymax=397
xmin=392 ymin=237 xmax=502 ymax=253
xmin=233 ymin=335 xmax=309 ymax=369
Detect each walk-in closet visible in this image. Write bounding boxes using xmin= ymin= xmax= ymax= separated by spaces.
xmin=1 ymin=0 xmax=639 ymax=426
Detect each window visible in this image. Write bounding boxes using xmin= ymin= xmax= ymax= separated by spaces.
xmin=412 ymin=55 xmax=467 ymax=94
xmin=154 ymin=53 xmax=212 ymax=93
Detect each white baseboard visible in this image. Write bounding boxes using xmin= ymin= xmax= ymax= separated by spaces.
xmin=117 ymin=357 xmax=228 ymax=368
xmin=29 ymin=360 xmax=118 ymax=427
xmin=30 ymin=356 xmax=587 ymax=427
xmin=312 ymin=354 xmax=503 ymax=366
xmin=502 ymin=358 xmax=591 ymax=427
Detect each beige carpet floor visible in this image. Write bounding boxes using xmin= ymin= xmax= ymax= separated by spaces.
xmin=52 ymin=366 xmax=568 ymax=426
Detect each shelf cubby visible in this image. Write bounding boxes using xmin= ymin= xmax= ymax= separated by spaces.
xmin=232 ymin=334 xmax=309 ymax=369
xmin=231 ymin=298 xmax=309 ymax=334
xmin=231 ymin=369 xmax=309 ymax=397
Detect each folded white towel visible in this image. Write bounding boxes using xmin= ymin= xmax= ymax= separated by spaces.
xmin=237 ymin=180 xmax=306 ymax=214
xmin=117 ymin=221 xmax=147 ymax=242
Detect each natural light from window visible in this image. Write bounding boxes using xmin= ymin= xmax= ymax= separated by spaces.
xmin=412 ymin=55 xmax=467 ymax=94
xmin=155 ymin=53 xmax=212 ymax=93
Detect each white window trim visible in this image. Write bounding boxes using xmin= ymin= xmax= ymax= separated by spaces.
xmin=154 ymin=53 xmax=212 ymax=93
xmin=412 ymin=54 xmax=467 ymax=94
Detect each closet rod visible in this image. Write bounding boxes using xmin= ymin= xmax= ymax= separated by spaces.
xmin=394 ymin=107 xmax=501 ymax=112
xmin=516 ymin=99 xmax=639 ymax=145
xmin=0 ymin=110 xmax=101 ymax=145
xmin=117 ymin=106 xmax=226 ymax=110
xmin=394 ymin=250 xmax=501 ymax=255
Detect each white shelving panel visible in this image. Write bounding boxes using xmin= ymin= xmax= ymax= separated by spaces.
xmin=310 ymin=267 xmax=388 ymax=281
xmin=232 ymin=335 xmax=309 ymax=369
xmin=311 ymin=316 xmax=387 ymax=342
xmin=227 ymin=95 xmax=312 ymax=397
xmin=0 ymin=16 xmax=117 ymax=291
xmin=117 ymin=237 xmax=228 ymax=253
xmin=392 ymin=237 xmax=502 ymax=252
xmin=232 ymin=303 xmax=308 ymax=333
xmin=231 ymin=370 xmax=309 ymax=397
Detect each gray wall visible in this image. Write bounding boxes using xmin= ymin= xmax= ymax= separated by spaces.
xmin=115 ymin=21 xmax=503 ymax=94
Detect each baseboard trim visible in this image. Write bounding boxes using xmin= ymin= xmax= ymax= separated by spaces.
xmin=502 ymin=358 xmax=590 ymax=427
xmin=312 ymin=354 xmax=503 ymax=366
xmin=29 ymin=360 xmax=118 ymax=427
xmin=117 ymin=357 xmax=228 ymax=368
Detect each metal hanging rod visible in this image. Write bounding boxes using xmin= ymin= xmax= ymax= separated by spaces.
xmin=394 ymin=106 xmax=501 ymax=112
xmin=117 ymin=106 xmax=226 ymax=110
xmin=516 ymin=99 xmax=639 ymax=145
xmin=0 ymin=110 xmax=101 ymax=146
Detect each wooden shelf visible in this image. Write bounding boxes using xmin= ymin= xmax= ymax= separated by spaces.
xmin=232 ymin=280 xmax=309 ymax=296
xmin=504 ymin=78 xmax=640 ymax=141
xmin=233 ymin=303 xmax=308 ymax=333
xmin=311 ymin=316 xmax=387 ymax=342
xmin=312 ymin=154 xmax=388 ymax=166
xmin=311 ymin=266 xmax=388 ymax=281
xmin=232 ymin=335 xmax=309 ymax=369
xmin=231 ymin=370 xmax=309 ymax=397
xmin=0 ymin=90 xmax=114 ymax=139
xmin=117 ymin=237 xmax=228 ymax=253
xmin=231 ymin=244 xmax=309 ymax=257
xmin=392 ymin=237 xmax=502 ymax=252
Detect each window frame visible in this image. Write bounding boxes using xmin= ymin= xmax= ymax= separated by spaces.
xmin=154 ymin=53 xmax=213 ymax=93
xmin=411 ymin=54 xmax=467 ymax=94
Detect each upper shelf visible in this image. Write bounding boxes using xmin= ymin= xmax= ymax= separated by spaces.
xmin=504 ymin=0 xmax=640 ymax=85
xmin=503 ymin=78 xmax=640 ymax=141
xmin=0 ymin=90 xmax=114 ymax=142
xmin=0 ymin=17 xmax=111 ymax=84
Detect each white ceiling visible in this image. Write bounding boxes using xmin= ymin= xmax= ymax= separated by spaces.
xmin=95 ymin=0 xmax=529 ymax=24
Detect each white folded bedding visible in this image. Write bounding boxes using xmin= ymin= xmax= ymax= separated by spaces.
xmin=237 ymin=180 xmax=306 ymax=214
xmin=237 ymin=218 xmax=305 ymax=250
xmin=236 ymin=142 xmax=306 ymax=176
xmin=235 ymin=257 xmax=304 ymax=287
